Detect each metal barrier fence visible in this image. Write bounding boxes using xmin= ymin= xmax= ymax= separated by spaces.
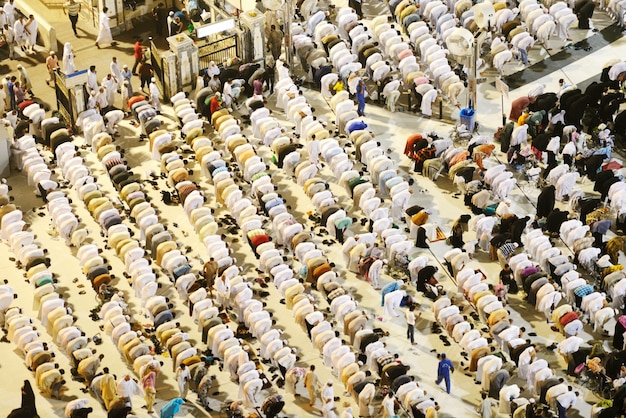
xmin=80 ymin=0 xmax=98 ymax=28
xmin=197 ymin=34 xmax=239 ymax=71
xmin=150 ymin=40 xmax=165 ymax=99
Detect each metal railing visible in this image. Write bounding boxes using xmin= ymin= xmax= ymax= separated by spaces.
xmin=79 ymin=0 xmax=98 ymax=27
xmin=197 ymin=34 xmax=240 ymax=70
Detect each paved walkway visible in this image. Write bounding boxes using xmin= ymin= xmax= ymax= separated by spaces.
xmin=0 ymin=3 xmax=172 ymax=114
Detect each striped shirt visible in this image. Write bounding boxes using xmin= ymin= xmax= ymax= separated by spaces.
xmin=65 ymin=1 xmax=81 ymax=16
xmin=499 ymin=242 xmax=517 ymax=258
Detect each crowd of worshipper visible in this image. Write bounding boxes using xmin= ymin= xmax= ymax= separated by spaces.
xmin=287 ymin=0 xmax=626 ymax=122
xmin=1 ymin=55 xmax=448 ymax=417
xmin=401 ymin=47 xmax=626 ymax=416
xmin=3 ymin=0 xmax=626 ymax=416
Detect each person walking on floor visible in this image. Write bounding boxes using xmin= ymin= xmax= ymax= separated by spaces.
xmin=132 ymin=38 xmax=145 ymax=74
xmin=265 ymin=55 xmax=276 ymax=94
xmin=138 ymin=59 xmax=153 ymax=91
xmin=24 ymin=14 xmax=37 ymax=54
xmin=95 ymin=7 xmax=112 ymax=48
xmin=176 ymin=363 xmax=190 ymax=401
xmin=149 ymin=77 xmax=162 ymax=114
xmin=16 ymin=65 xmax=33 ymax=96
xmin=62 ymin=42 xmax=76 ymax=74
xmin=152 ymin=2 xmax=167 ymax=36
xmin=406 ymin=305 xmax=420 ymax=345
xmin=141 ymin=366 xmax=157 ymax=414
xmin=64 ymin=0 xmax=81 ymax=36
xmin=435 ymin=352 xmax=454 ymax=394
xmin=356 ymin=79 xmax=366 ymax=116
xmin=46 ymin=51 xmax=58 ymax=86
xmin=13 ymin=15 xmax=27 ymax=52
xmin=304 ymin=364 xmax=321 ymax=407
xmin=4 ymin=24 xmax=15 ymax=60
xmin=267 ymin=24 xmax=283 ymax=61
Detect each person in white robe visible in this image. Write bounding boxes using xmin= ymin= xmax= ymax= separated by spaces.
xmin=101 ymin=74 xmax=117 ymax=107
xmin=149 ymin=78 xmax=162 ymax=112
xmin=87 ymin=66 xmax=98 ymax=92
xmin=62 ymin=42 xmax=77 ymax=74
xmin=95 ymin=7 xmax=113 ymax=48
xmin=244 ymin=378 xmax=264 ymax=407
xmin=13 ymin=15 xmax=26 ymax=51
xmin=421 ymin=88 xmax=439 ymax=116
xmin=115 ymin=374 xmax=143 ymax=408
xmin=358 ymin=383 xmax=376 ymax=417
xmin=384 ymin=289 xmax=406 ymax=317
xmin=4 ymin=0 xmax=15 ymax=26
xmin=24 ymin=15 xmax=38 ymax=54
xmin=215 ymin=275 xmax=230 ymax=309
xmin=368 ymin=258 xmax=387 ymax=289
xmin=104 ymin=109 xmax=124 ymax=135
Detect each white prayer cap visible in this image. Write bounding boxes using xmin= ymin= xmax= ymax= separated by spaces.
xmin=151 ymin=77 xmax=156 ymax=82
xmin=382 ymin=259 xmax=388 ymax=264
xmin=397 ymin=280 xmax=404 ymax=286
xmin=326 ymin=380 xmax=333 ymax=385
xmin=50 ymin=51 xmax=56 ymax=55
xmin=169 ymin=11 xmax=174 ymax=15
xmin=123 ymin=64 xmax=128 ymax=68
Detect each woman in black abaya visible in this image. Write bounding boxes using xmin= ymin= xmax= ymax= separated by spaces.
xmin=7 ymin=380 xmax=38 ymax=418
xmin=536 ymin=185 xmax=556 ymax=219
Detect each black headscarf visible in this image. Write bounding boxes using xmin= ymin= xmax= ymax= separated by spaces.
xmin=21 ymin=380 xmax=37 ymax=417
xmin=7 ymin=380 xmax=38 ymax=418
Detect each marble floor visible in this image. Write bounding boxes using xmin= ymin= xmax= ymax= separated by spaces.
xmin=1 ymin=5 xmax=626 ymax=418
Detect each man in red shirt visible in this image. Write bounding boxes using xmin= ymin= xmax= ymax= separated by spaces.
xmin=208 ymin=92 xmax=223 ymax=116
xmin=132 ymin=38 xmax=145 ymax=74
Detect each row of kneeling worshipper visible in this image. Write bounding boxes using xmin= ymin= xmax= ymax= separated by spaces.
xmin=6 ymin=90 xmax=307 ymax=416
xmin=294 ymin=0 xmax=613 ymax=121
xmin=153 ymin=86 xmax=451 ymax=418
xmin=0 ymin=184 xmax=106 ymax=418
xmin=394 ymin=76 xmax=626 ymax=418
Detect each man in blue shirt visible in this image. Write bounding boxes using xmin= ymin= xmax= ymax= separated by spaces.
xmin=356 ymin=79 xmax=366 ymax=117
xmin=381 ymin=280 xmax=404 ymax=306
xmin=435 ymin=353 xmax=454 ymax=394
xmin=7 ymin=76 xmax=15 ymax=110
